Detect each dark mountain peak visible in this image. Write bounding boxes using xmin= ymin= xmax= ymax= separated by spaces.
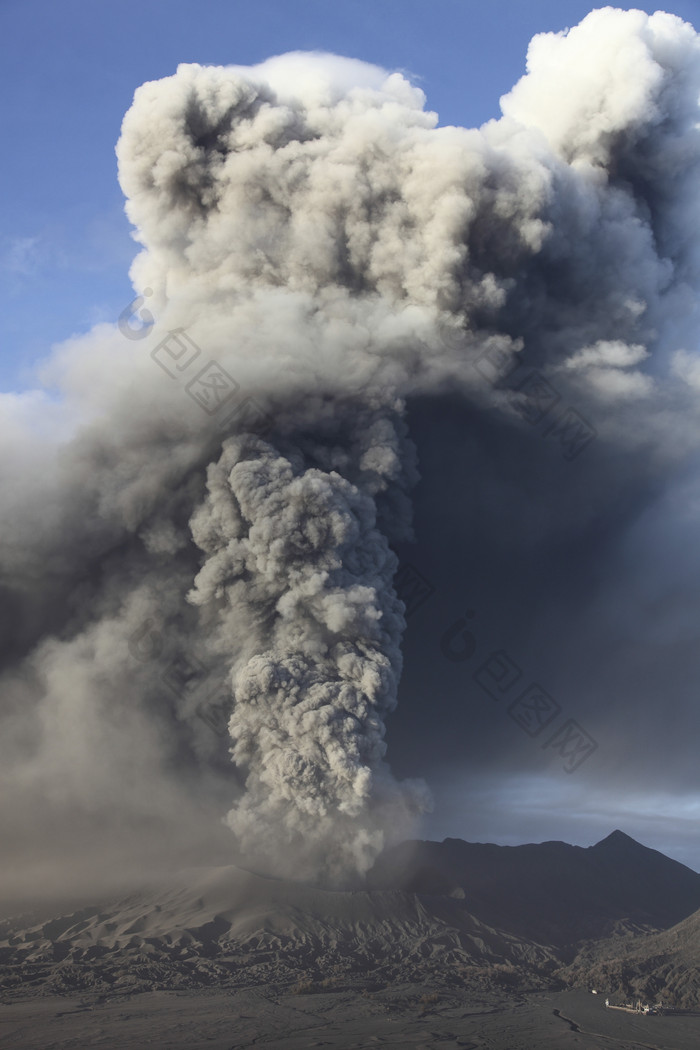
xmin=368 ymin=831 xmax=700 ymax=948
xmin=592 ymin=829 xmax=640 ymax=849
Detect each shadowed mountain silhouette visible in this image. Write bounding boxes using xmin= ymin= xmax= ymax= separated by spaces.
xmin=367 ymin=831 xmax=700 ymax=951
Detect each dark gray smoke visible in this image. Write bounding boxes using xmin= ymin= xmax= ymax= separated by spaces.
xmin=1 ymin=8 xmax=699 ymax=893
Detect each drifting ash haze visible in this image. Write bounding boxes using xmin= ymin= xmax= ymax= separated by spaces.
xmin=1 ymin=7 xmax=700 ymax=894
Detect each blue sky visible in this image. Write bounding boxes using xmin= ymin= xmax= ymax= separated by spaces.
xmin=2 ymin=0 xmax=699 ymax=392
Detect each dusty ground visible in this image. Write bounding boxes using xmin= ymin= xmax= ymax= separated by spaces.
xmin=3 ymin=987 xmax=700 ymax=1049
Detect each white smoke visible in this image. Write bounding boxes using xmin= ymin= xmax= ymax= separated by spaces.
xmin=1 ymin=9 xmax=700 ymax=892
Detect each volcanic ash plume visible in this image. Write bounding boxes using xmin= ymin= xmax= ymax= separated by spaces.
xmin=1 ymin=8 xmax=700 ymax=892
xmin=186 ymin=410 xmax=428 ymax=879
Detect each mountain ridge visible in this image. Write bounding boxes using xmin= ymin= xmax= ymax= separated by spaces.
xmin=366 ymin=830 xmax=700 ymax=949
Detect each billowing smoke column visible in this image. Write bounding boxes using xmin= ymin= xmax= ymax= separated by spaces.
xmin=1 ymin=8 xmax=700 ymax=891
xmin=185 ymin=415 xmax=427 ymax=877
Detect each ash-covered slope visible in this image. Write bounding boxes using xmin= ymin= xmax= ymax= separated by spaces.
xmin=367 ymin=830 xmax=700 ymax=949
xmin=2 ymin=831 xmax=698 ymax=1002
xmin=562 ymin=903 xmax=700 ymax=1009
xmin=0 ymin=864 xmax=557 ymax=997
